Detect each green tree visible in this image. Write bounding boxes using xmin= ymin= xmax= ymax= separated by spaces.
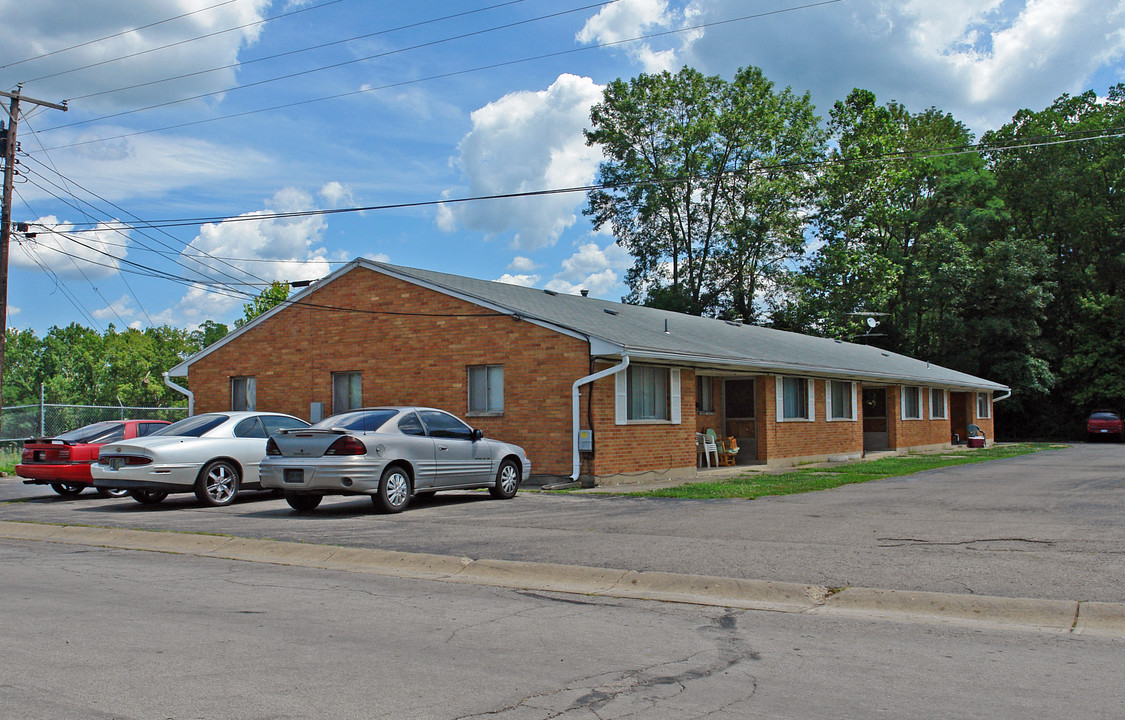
xmin=235 ymin=281 xmax=291 ymax=328
xmin=584 ymin=66 xmax=825 ymax=319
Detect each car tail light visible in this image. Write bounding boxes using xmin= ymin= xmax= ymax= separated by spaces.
xmin=266 ymin=438 xmax=281 ymax=456
xmin=21 ymin=448 xmax=33 ymax=462
xmin=123 ymin=457 xmax=152 ymax=466
xmin=58 ymin=449 xmax=70 ymax=460
xmin=325 ymin=436 xmax=367 ymax=456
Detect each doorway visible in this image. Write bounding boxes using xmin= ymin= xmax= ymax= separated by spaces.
xmin=724 ymin=378 xmax=757 ymax=462
xmin=863 ymin=387 xmax=889 ymax=451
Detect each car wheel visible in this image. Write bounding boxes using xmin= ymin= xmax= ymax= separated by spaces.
xmin=50 ymin=483 xmax=85 ymax=497
xmin=195 ymin=460 xmax=241 ymax=507
xmin=95 ymin=487 xmax=130 ymax=498
xmin=372 ymin=466 xmax=411 ymax=513
xmin=285 ymin=493 xmax=322 ymax=512
xmin=129 ymin=489 xmax=168 ymax=505
xmin=489 ymin=459 xmax=520 ymax=500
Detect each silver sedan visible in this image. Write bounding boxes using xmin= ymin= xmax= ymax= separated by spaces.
xmin=259 ymin=407 xmax=531 ymax=513
xmin=92 ymin=411 xmax=309 ymax=506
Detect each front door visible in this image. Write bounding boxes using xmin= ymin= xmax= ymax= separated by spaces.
xmin=724 ymin=378 xmax=757 ymax=463
xmin=862 ymin=388 xmax=889 ymax=451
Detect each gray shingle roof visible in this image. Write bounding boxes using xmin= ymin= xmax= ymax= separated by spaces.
xmin=170 ymin=258 xmax=1007 ymax=392
xmin=376 ymin=261 xmax=1007 ymax=392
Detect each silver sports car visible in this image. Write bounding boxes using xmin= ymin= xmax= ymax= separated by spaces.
xmin=92 ymin=411 xmax=310 ymax=506
xmin=259 ymin=407 xmax=530 ymax=513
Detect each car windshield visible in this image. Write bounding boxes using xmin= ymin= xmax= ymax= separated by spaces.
xmin=150 ymin=414 xmax=229 ymax=437
xmin=55 ymin=421 xmax=124 ymax=444
xmin=1090 ymin=412 xmax=1120 ymax=421
xmin=313 ymin=409 xmax=397 ymax=432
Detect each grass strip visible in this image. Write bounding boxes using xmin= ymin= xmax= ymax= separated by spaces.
xmin=626 ymin=443 xmax=1062 ymax=500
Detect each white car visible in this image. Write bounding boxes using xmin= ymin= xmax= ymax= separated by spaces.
xmin=92 ymin=411 xmax=309 ymax=506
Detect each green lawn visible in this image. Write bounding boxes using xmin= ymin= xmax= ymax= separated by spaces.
xmin=626 ymin=443 xmax=1062 ymax=500
xmin=0 ymin=448 xmax=19 ymax=477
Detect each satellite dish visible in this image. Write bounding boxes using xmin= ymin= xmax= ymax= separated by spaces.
xmin=866 ymin=317 xmax=878 ymax=328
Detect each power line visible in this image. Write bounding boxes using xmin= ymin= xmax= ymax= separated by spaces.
xmin=65 ymin=0 xmax=532 ymax=103
xmin=0 ymin=0 xmax=242 ymax=71
xmin=46 ymin=125 xmax=1125 ymax=235
xmin=44 ymin=0 xmax=610 ymax=132
xmin=16 ymin=0 xmax=353 ymax=84
xmin=31 ymin=0 xmax=845 ymax=152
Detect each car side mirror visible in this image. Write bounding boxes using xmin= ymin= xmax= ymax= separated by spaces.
xmin=472 ymin=428 xmax=484 ymax=441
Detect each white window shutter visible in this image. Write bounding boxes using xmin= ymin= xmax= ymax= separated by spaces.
xmin=851 ymin=382 xmax=858 ymax=420
xmin=615 ymin=369 xmax=628 ymax=425
xmin=825 ymin=381 xmax=833 ymax=421
xmin=775 ymin=376 xmax=784 ymax=422
xmin=807 ymin=378 xmax=815 ymax=420
xmin=670 ymin=368 xmax=681 ymax=424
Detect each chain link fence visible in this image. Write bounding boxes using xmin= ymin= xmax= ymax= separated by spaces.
xmin=1 ymin=401 xmax=188 ymax=444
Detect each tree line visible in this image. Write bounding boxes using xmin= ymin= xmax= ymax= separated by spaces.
xmin=0 ymin=282 xmax=290 ymax=410
xmin=585 ymin=67 xmax=1125 ymax=438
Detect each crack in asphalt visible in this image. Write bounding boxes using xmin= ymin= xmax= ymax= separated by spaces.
xmin=454 ymin=609 xmax=760 ymax=719
xmin=877 ymin=537 xmax=1055 ymax=548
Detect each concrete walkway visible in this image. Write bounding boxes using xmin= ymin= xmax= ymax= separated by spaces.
xmin=3 ymin=519 xmax=1122 ymax=638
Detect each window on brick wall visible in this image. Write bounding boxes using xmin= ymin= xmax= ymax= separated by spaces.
xmin=332 ymin=372 xmax=362 ymax=414
xmin=776 ymin=376 xmax=813 ymax=421
xmin=977 ymin=392 xmax=991 ymax=419
xmin=231 ymin=376 xmax=255 ymax=411
xmin=930 ymin=388 xmax=947 ymax=419
xmin=468 ymin=365 xmax=503 ymax=414
xmin=696 ymin=375 xmax=714 ymax=413
xmin=901 ymin=386 xmax=922 ymax=420
xmin=615 ymin=365 xmax=681 ymax=424
xmin=827 ymin=381 xmax=856 ymax=421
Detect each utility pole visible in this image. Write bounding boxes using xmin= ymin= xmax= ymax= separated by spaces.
xmin=0 ymin=85 xmax=67 ymax=427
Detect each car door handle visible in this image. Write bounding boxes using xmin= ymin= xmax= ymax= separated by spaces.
xmin=438 ymin=445 xmax=448 ymax=451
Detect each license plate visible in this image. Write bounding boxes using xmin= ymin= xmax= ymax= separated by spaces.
xmin=1100 ymin=429 xmax=1108 ymax=433
xmin=109 ymin=458 xmax=125 ymax=470
xmin=284 ymin=469 xmax=304 ymax=484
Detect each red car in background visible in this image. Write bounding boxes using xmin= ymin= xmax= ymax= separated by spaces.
xmin=1086 ymin=410 xmax=1124 ymax=442
xmin=18 ymin=419 xmax=171 ymax=497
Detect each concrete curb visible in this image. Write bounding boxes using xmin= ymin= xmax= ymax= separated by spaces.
xmin=2 ymin=520 xmax=1122 ymax=637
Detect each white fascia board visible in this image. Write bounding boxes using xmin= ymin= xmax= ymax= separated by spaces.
xmin=612 ymin=347 xmax=1009 ymax=393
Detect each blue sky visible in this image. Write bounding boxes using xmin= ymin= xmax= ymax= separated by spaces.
xmin=2 ymin=0 xmax=1123 ymax=334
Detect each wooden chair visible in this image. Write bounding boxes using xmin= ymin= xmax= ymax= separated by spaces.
xmin=718 ymin=436 xmax=739 ymax=466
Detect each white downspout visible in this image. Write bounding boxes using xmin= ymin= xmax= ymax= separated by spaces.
xmin=992 ymin=389 xmax=1012 ymax=403
xmin=571 ymin=355 xmax=629 ymax=482
xmin=163 ymin=372 xmax=194 ymax=416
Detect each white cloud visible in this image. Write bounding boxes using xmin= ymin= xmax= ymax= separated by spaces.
xmin=495 ymin=273 xmax=540 ymax=287
xmin=438 ymin=74 xmax=605 ymax=250
xmin=576 ymin=0 xmax=688 ymax=72
xmin=93 ymin=295 xmax=136 ymax=321
xmin=159 ymin=188 xmax=334 ymax=323
xmin=544 ymin=241 xmax=632 ymax=296
xmin=508 ymin=256 xmax=540 ymax=272
xmin=9 ymin=216 xmax=126 ymax=279
xmin=1 ymin=0 xmax=270 ymax=112
xmin=683 ymin=0 xmax=1125 ymax=133
xmin=319 ymin=181 xmax=355 ymax=208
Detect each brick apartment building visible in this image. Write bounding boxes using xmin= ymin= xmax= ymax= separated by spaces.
xmin=165 ymin=259 xmax=1007 ymax=485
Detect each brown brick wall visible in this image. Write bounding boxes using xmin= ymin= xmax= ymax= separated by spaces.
xmin=758 ymin=378 xmax=864 ymax=461
xmin=189 ymin=266 xmax=589 ymax=477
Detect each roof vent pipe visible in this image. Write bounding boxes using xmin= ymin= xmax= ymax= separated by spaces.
xmin=571 ymin=355 xmax=630 ymax=482
xmin=580 ymin=289 xmax=589 ymax=297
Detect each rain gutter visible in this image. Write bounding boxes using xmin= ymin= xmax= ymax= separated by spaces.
xmin=163 ymin=372 xmax=194 ymax=416
xmin=992 ymin=389 xmax=1013 ymax=403
xmin=571 ymin=354 xmax=630 ymax=482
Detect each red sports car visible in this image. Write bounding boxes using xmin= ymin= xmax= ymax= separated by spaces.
xmin=18 ymin=419 xmax=171 ymax=497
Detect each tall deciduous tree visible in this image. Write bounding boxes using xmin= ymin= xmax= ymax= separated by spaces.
xmin=235 ymin=281 xmax=291 ymax=328
xmin=584 ymin=66 xmax=825 ymax=319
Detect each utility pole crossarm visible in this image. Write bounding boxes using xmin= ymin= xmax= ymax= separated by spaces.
xmin=0 ymin=89 xmax=68 ymax=112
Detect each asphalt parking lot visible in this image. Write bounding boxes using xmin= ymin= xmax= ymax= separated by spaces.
xmin=3 ymin=442 xmax=1123 ymax=605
